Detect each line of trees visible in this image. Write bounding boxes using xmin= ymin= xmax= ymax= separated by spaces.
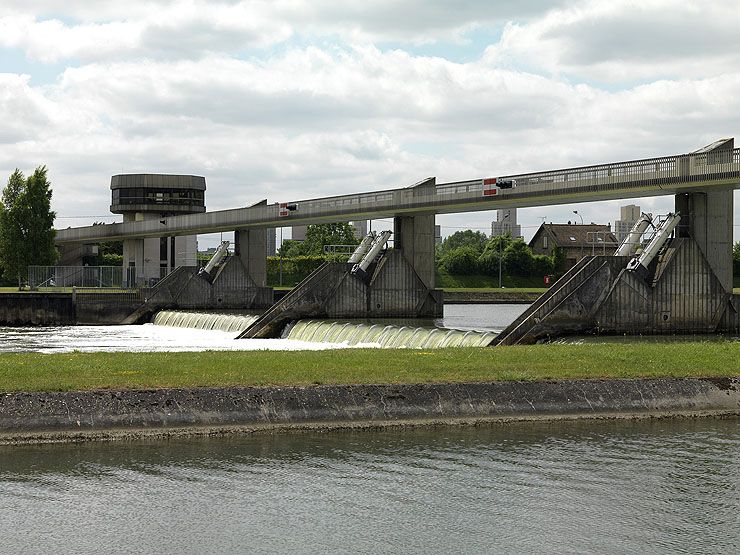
xmin=0 ymin=167 xmax=58 ymax=286
xmin=437 ymin=230 xmax=563 ymax=278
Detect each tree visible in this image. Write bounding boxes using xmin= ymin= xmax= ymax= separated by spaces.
xmin=302 ymin=222 xmax=359 ymax=255
xmin=278 ymin=223 xmax=360 ymax=257
xmin=0 ymin=169 xmax=26 ymax=283
xmin=439 ymin=230 xmax=488 ymax=256
xmin=502 ymin=239 xmax=534 ymax=276
xmin=0 ymin=166 xmax=58 ymax=285
xmin=440 ymin=246 xmax=479 ymax=275
xmin=477 ymin=233 xmax=512 ymax=275
xmin=90 ymin=226 xmax=123 ymax=266
xmin=734 ymin=241 xmax=740 ymax=278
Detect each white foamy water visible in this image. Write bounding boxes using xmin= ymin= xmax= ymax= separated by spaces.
xmin=0 ymin=324 xmax=345 ymax=353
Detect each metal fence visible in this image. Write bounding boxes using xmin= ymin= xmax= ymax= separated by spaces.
xmin=27 ymin=265 xmax=179 ymax=289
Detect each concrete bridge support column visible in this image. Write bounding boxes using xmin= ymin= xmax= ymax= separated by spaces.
xmin=393 ymin=214 xmax=436 ymax=289
xmin=675 ymin=188 xmax=733 ymax=292
xmin=234 ymin=229 xmax=267 ymax=287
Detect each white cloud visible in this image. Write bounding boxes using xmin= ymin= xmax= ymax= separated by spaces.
xmin=0 ymin=1 xmax=738 ymax=247
xmin=487 ymin=0 xmax=740 ymax=82
xmin=0 ymin=0 xmax=567 ymax=63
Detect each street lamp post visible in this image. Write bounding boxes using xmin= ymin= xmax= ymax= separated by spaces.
xmin=498 ymin=212 xmax=510 ymax=288
xmin=573 ymin=210 xmax=584 ymax=259
xmin=279 ymin=227 xmax=283 ymax=286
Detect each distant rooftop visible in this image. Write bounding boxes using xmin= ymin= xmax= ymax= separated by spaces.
xmin=530 ymin=223 xmax=618 ymax=248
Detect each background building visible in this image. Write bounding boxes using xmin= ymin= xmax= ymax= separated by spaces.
xmin=529 ymin=223 xmax=618 ymax=269
xmin=266 ymin=228 xmax=276 ymax=256
xmin=110 ymin=174 xmax=205 ymax=285
xmin=614 ymin=204 xmax=641 ymax=242
xmin=491 ymin=208 xmax=522 ymax=238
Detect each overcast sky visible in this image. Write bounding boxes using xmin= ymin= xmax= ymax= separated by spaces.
xmin=2 ymin=0 xmax=739 ymax=248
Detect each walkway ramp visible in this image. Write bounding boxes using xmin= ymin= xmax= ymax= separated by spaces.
xmin=494 ymin=256 xmax=623 ymax=345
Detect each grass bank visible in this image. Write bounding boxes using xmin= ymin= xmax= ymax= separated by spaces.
xmin=0 ymin=343 xmax=737 ymax=393
xmin=442 ymin=287 xmax=546 ymax=293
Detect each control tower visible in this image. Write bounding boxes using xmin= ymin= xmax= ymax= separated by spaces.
xmin=110 ymin=174 xmax=205 ymax=285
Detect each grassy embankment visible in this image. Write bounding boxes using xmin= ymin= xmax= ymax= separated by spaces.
xmin=0 ymin=287 xmax=131 ymax=294
xmin=0 ymin=343 xmax=737 ymax=393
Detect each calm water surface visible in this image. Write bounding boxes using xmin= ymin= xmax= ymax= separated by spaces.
xmin=0 ymin=418 xmax=737 ymax=554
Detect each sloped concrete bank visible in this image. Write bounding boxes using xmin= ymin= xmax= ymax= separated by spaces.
xmin=0 ymin=378 xmax=738 ymax=444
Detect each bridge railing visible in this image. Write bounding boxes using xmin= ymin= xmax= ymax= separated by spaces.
xmin=495 ymin=148 xmax=740 ymax=192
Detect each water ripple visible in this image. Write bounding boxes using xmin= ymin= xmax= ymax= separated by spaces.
xmin=0 ymin=418 xmax=737 ymax=554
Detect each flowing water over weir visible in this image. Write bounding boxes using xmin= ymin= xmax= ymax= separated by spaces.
xmin=152 ymin=310 xmax=497 ymax=348
xmin=285 ymin=320 xmax=496 ymax=348
xmin=153 ymin=310 xmax=258 ymax=333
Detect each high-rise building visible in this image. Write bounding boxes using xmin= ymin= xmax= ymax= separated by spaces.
xmin=614 ymin=204 xmax=641 ymax=242
xmin=291 ymin=225 xmax=307 ymax=241
xmin=491 ymin=208 xmax=522 ymax=238
xmin=351 ymin=220 xmax=367 ymax=239
xmin=266 ymin=228 xmax=276 ymax=256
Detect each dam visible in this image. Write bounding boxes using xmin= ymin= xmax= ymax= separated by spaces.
xmin=5 ymin=136 xmax=734 ymax=341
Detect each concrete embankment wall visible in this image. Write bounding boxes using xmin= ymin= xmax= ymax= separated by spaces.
xmin=1 ymin=378 xmax=737 ymax=442
xmin=0 ymin=293 xmax=75 ymax=325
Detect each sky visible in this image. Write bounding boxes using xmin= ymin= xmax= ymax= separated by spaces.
xmin=1 ymin=0 xmax=739 ymax=249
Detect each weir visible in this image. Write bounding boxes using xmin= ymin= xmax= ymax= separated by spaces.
xmin=151 ymin=310 xmax=495 ymax=348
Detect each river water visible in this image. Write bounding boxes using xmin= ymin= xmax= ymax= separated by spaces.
xmin=0 ymin=417 xmax=737 ymax=554
xmin=1 ymin=304 xmax=737 ymax=552
xmin=0 ymin=304 xmax=529 ymax=353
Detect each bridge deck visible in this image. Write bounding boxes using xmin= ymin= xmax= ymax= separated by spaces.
xmin=56 ymin=145 xmax=740 ymax=243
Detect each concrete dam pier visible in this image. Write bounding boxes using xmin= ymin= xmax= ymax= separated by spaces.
xmin=497 ymin=188 xmax=739 ymax=344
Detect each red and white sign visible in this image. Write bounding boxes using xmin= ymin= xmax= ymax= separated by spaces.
xmin=483 ymin=177 xmax=498 ymax=196
xmin=279 ymin=202 xmax=290 ymax=217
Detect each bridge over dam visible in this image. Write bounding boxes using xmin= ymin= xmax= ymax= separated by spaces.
xmin=55 ymin=138 xmax=740 ymax=340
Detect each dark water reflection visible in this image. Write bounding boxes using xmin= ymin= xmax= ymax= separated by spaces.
xmin=1 ymin=417 xmax=738 ymax=554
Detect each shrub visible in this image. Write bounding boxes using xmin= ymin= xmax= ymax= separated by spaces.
xmin=440 ymin=246 xmax=479 ymax=275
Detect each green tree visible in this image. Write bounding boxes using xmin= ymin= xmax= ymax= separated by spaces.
xmin=439 ymin=230 xmax=488 ymax=256
xmin=302 ymin=222 xmax=359 ymax=255
xmin=552 ymin=246 xmax=567 ymax=274
xmin=532 ymin=254 xmax=555 ymax=276
xmin=477 ymin=233 xmax=512 ymax=275
xmin=733 ymin=241 xmax=740 ymax=277
xmin=277 ymin=239 xmax=304 ymax=258
xmin=278 ymin=223 xmax=360 ymax=257
xmin=440 ymin=246 xmax=479 ymax=275
xmin=502 ymin=239 xmax=534 ymax=276
xmin=0 ymin=169 xmax=26 ymax=284
xmin=0 ymin=166 xmax=58 ymax=285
